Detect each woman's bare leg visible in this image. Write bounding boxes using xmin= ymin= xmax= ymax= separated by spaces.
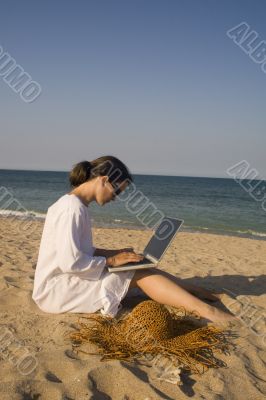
xmin=129 ymin=269 xmax=221 ymax=301
xmin=128 ymin=269 xmax=234 ymax=323
xmin=150 ymin=269 xmax=222 ymax=302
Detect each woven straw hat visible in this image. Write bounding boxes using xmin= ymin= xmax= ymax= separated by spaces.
xmin=68 ymin=300 xmax=228 ymax=374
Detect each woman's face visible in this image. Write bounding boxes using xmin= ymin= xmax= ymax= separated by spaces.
xmin=96 ymin=177 xmax=129 ymax=206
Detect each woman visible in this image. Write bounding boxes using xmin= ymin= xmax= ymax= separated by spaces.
xmin=32 ymin=156 xmax=235 ymax=323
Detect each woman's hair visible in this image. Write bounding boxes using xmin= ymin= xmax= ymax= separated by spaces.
xmin=69 ymin=156 xmax=133 ymax=188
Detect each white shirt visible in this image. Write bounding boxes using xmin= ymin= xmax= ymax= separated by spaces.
xmin=32 ymin=194 xmax=135 ymax=317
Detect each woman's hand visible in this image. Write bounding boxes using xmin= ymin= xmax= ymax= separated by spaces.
xmin=94 ymin=247 xmax=135 ymax=257
xmin=117 ymin=247 xmax=134 ymax=253
xmin=106 ymin=251 xmax=144 ymax=267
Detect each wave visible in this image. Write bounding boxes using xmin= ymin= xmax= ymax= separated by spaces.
xmin=184 ymin=224 xmax=266 ymax=239
xmin=239 ymin=230 xmax=266 ymax=238
xmin=0 ymin=209 xmax=46 ymax=220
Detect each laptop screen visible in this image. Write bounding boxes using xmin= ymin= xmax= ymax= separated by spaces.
xmin=144 ymin=217 xmax=183 ymax=261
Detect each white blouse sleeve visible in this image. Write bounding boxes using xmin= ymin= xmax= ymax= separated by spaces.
xmin=54 ymin=207 xmax=106 ymax=280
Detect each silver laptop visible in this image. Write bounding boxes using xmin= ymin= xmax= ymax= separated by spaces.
xmin=108 ymin=217 xmax=184 ymax=272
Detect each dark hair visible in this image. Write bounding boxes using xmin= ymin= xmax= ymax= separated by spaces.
xmin=69 ymin=156 xmax=133 ymax=188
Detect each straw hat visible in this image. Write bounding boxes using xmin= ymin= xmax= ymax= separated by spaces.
xmin=68 ymin=300 xmax=228 ymax=374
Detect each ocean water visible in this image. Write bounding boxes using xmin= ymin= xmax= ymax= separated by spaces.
xmin=0 ymin=169 xmax=265 ymax=240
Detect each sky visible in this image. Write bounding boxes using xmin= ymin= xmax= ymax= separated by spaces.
xmin=0 ymin=0 xmax=266 ymax=178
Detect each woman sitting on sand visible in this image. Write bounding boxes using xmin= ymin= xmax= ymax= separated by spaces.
xmin=32 ymin=155 xmax=235 ymax=323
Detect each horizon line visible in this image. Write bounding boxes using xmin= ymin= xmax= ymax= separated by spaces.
xmin=0 ymin=167 xmax=253 ymax=180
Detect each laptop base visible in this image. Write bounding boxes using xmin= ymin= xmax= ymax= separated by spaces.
xmin=107 ymin=263 xmax=157 ymax=272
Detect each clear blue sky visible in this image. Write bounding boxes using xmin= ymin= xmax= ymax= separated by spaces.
xmin=0 ymin=0 xmax=265 ymax=178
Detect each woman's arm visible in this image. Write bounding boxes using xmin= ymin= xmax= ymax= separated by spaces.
xmin=93 ymin=247 xmax=134 ymax=257
xmin=55 ymin=209 xmax=106 ymax=280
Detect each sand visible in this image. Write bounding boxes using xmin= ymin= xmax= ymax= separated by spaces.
xmin=0 ymin=216 xmax=265 ymax=400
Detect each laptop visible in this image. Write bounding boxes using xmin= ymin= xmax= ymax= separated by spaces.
xmin=108 ymin=217 xmax=184 ymax=272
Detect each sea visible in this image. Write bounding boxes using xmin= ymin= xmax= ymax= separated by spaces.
xmin=0 ymin=169 xmax=265 ymax=240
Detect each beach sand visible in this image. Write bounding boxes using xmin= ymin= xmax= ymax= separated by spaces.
xmin=0 ymin=216 xmax=265 ymax=399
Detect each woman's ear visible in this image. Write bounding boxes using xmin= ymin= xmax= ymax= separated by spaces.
xmin=100 ymin=176 xmax=109 ymax=187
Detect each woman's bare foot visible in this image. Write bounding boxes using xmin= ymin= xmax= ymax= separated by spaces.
xmin=205 ymin=305 xmax=237 ymax=325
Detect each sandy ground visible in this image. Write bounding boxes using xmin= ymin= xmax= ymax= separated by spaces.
xmin=0 ymin=216 xmax=265 ymax=400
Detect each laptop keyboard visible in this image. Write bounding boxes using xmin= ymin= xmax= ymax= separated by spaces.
xmin=125 ymin=258 xmax=153 ymax=266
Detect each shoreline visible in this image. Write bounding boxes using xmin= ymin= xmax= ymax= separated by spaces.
xmin=1 ymin=214 xmax=266 ymax=242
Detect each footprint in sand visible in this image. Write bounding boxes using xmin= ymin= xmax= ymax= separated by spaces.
xmin=4 ymin=275 xmax=33 ymax=290
xmin=207 ymin=370 xmax=225 ymax=395
xmin=88 ymin=364 xmax=168 ymax=400
xmin=15 ymin=378 xmax=43 ymax=399
xmin=45 ymin=371 xmax=63 ymax=383
xmin=4 ymin=276 xmax=20 ymax=288
xmin=64 ymin=349 xmax=81 ymax=361
xmin=258 ymin=350 xmax=266 ymax=364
